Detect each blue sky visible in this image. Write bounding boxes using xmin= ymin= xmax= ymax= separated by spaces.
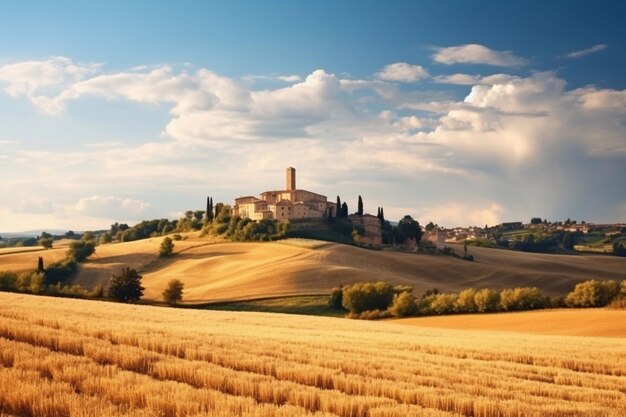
xmin=1 ymin=1 xmax=625 ymax=231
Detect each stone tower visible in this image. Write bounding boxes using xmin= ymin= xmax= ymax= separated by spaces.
xmin=286 ymin=167 xmax=296 ymax=190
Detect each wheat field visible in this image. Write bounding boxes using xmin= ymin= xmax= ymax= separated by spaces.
xmin=0 ymin=292 xmax=624 ymax=417
xmin=2 ymin=236 xmax=626 ymax=303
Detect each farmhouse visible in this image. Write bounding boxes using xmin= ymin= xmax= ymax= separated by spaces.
xmin=232 ymin=167 xmax=336 ymax=221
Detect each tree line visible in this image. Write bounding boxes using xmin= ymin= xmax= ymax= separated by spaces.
xmin=330 ymin=279 xmax=626 ymax=319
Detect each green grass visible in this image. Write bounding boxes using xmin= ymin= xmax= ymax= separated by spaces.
xmin=197 ymin=295 xmax=346 ymax=317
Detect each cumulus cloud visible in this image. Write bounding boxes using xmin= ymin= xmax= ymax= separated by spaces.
xmin=376 ymin=63 xmax=430 ymax=82
xmin=75 ymin=195 xmax=150 ymax=219
xmin=566 ymin=44 xmax=607 ymax=59
xmin=0 ymin=56 xmax=100 ymax=114
xmin=432 ymin=44 xmax=526 ymax=67
xmin=2 ymin=57 xmax=626 ymax=228
xmin=434 ymin=73 xmax=518 ymax=85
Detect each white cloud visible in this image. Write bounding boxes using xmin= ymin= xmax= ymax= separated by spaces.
xmin=376 ymin=63 xmax=430 ymax=82
xmin=0 ymin=56 xmax=100 ymax=114
xmin=434 ymin=73 xmax=518 ymax=85
xmin=243 ymin=74 xmax=302 ymax=83
xmin=1 ymin=58 xmax=626 ymax=228
xmin=75 ymin=195 xmax=150 ymax=219
xmin=432 ymin=44 xmax=526 ymax=67
xmin=566 ymin=44 xmax=607 ymax=59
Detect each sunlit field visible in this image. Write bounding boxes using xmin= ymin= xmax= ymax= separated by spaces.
xmin=4 ymin=235 xmax=625 ymax=303
xmin=0 ymin=292 xmax=624 ymax=417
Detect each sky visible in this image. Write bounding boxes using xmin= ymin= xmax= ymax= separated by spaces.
xmin=1 ymin=0 xmax=625 ymax=232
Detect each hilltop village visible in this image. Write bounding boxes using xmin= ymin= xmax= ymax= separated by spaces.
xmin=232 ymin=167 xmax=384 ymax=245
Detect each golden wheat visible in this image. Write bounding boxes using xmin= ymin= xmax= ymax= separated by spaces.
xmin=0 ymin=292 xmax=624 ymax=417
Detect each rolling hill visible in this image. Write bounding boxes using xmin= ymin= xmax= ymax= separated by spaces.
xmin=3 ymin=235 xmax=624 ymax=303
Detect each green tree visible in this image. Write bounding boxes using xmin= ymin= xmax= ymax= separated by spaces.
xmin=341 ymin=202 xmax=348 ymax=218
xmin=68 ymin=240 xmax=95 ymax=262
xmin=162 ymin=279 xmax=184 ymax=306
xmin=159 ymin=237 xmax=174 ymax=258
xmin=37 ymin=256 xmax=44 ymax=273
xmin=38 ymin=237 xmax=53 ymax=249
xmin=565 ymin=280 xmax=621 ymax=307
xmin=342 ymin=282 xmax=395 ymax=314
xmin=397 ymin=215 xmax=423 ymax=243
xmin=456 ymin=288 xmax=478 ymax=313
xmin=474 ymin=288 xmax=500 ymax=312
xmin=108 ymin=267 xmax=144 ymax=303
xmin=425 ymin=222 xmax=436 ymax=232
xmin=99 ymin=232 xmax=112 ymax=244
xmin=389 ymin=292 xmax=418 ymax=317
xmin=336 ymin=196 xmax=341 ymax=218
xmin=329 ymin=286 xmax=344 ymax=309
xmin=357 ymin=195 xmax=363 ymax=216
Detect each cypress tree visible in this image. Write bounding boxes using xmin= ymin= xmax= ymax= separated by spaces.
xmin=206 ymin=196 xmax=211 ymax=222
xmin=377 ymin=207 xmax=381 ymax=219
xmin=37 ymin=256 xmax=44 ymax=273
xmin=380 ymin=207 xmax=385 ymax=223
xmin=336 ymin=196 xmax=341 ymax=218
xmin=357 ymin=195 xmax=363 ymax=216
xmin=209 ymin=197 xmax=214 ymax=221
xmin=341 ymin=202 xmax=348 ymax=218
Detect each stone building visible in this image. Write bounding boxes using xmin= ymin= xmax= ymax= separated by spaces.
xmin=348 ymin=214 xmax=383 ymax=245
xmin=232 ymin=167 xmax=336 ymax=221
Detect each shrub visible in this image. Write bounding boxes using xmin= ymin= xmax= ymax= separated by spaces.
xmin=426 ymin=293 xmax=458 ymax=315
xmin=172 ymin=234 xmax=183 ymax=241
xmin=162 ymin=279 xmax=184 ymax=306
xmin=329 ymin=286 xmax=344 ymax=309
xmin=0 ymin=271 xmax=18 ymax=291
xmin=108 ymin=267 xmax=144 ymax=303
xmin=17 ymin=271 xmax=45 ymax=294
xmin=347 ymin=309 xmax=391 ymax=320
xmin=159 ymin=237 xmax=174 ymax=258
xmin=389 ymin=292 xmax=418 ymax=317
xmin=474 ymin=288 xmax=500 ymax=312
xmin=68 ymin=240 xmax=95 ymax=262
xmin=342 ymin=281 xmax=395 ymax=314
xmin=456 ymin=288 xmax=478 ymax=313
xmin=44 ymin=258 xmax=78 ymax=285
xmin=500 ymin=287 xmax=545 ymax=311
xmin=565 ymin=280 xmax=621 ymax=307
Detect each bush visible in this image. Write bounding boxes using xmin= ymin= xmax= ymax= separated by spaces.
xmin=159 ymin=237 xmax=174 ymax=258
xmin=17 ymin=271 xmax=45 ymax=294
xmin=500 ymin=287 xmax=545 ymax=311
xmin=108 ymin=267 xmax=144 ymax=303
xmin=565 ymin=280 xmax=622 ymax=307
xmin=0 ymin=271 xmax=18 ymax=291
xmin=68 ymin=240 xmax=95 ymax=262
xmin=329 ymin=286 xmax=344 ymax=309
xmin=347 ymin=309 xmax=391 ymax=320
xmin=162 ymin=279 xmax=184 ymax=305
xmin=456 ymin=288 xmax=478 ymax=313
xmin=45 ymin=258 xmax=78 ymax=285
xmin=474 ymin=288 xmax=500 ymax=312
xmin=426 ymin=293 xmax=458 ymax=315
xmin=342 ymin=281 xmax=395 ymax=314
xmin=389 ymin=292 xmax=418 ymax=317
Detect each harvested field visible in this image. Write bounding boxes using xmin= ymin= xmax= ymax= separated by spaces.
xmin=2 ymin=236 xmax=625 ymax=303
xmin=394 ymin=308 xmax=626 ymax=337
xmin=0 ymin=292 xmax=624 ymax=417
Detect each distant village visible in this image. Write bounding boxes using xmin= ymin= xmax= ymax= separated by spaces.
xmin=230 ymin=167 xmax=626 ymax=255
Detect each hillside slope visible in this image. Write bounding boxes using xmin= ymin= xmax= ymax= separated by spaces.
xmin=62 ymin=237 xmax=626 ymax=302
xmin=3 ymin=236 xmax=625 ymax=303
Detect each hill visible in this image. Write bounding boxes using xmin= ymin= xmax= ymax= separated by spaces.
xmin=0 ymin=292 xmax=624 ymax=417
xmin=2 ymin=235 xmax=625 ymax=303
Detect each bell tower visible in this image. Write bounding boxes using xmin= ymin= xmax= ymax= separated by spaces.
xmin=286 ymin=167 xmax=296 ymax=190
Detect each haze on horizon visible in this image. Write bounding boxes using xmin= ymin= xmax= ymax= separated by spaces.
xmin=1 ymin=0 xmax=625 ymax=233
